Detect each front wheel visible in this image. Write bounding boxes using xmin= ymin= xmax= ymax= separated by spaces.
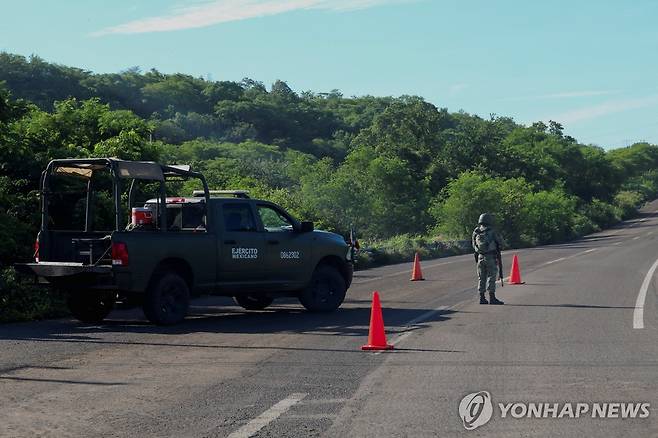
xmin=143 ymin=273 xmax=190 ymax=325
xmin=233 ymin=295 xmax=274 ymax=310
xmin=299 ymin=265 xmax=346 ymax=312
xmin=67 ymin=291 xmax=116 ymax=323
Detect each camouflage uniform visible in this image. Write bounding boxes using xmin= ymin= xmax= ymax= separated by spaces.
xmin=472 ymin=213 xmax=504 ymax=305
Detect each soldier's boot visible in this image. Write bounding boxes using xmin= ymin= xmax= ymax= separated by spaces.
xmin=489 ymin=292 xmax=504 ymax=305
xmin=479 ymin=293 xmax=488 ymax=305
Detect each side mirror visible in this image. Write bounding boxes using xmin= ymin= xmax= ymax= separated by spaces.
xmin=300 ymin=221 xmax=314 ymax=233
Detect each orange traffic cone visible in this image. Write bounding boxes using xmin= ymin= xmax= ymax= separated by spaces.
xmin=509 ymin=254 xmax=524 ymax=284
xmin=411 ymin=252 xmax=425 ymax=281
xmin=361 ymin=291 xmax=393 ymax=351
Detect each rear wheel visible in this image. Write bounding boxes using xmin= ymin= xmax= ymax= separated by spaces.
xmin=143 ymin=273 xmax=190 ymax=325
xmin=67 ymin=291 xmax=116 ymax=323
xmin=299 ymin=265 xmax=346 ymax=312
xmin=233 ymin=295 xmax=274 ymax=310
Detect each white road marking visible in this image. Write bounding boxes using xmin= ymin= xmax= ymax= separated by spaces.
xmin=633 ymin=258 xmax=658 ymax=329
xmin=227 ymin=393 xmax=307 ymax=438
xmin=544 ymin=257 xmax=566 ymax=265
xmin=567 ymin=247 xmax=596 ymax=257
xmin=405 ymin=306 xmax=450 ymax=326
xmin=300 ymin=398 xmax=348 ymax=404
xmin=628 ymin=218 xmax=648 ymax=228
xmin=390 ymin=331 xmax=414 ymax=346
xmin=540 ymin=248 xmax=597 ymax=267
xmin=612 ymin=242 xmax=622 ymax=246
xmin=648 ymin=231 xmax=655 ymax=236
xmin=633 ymin=236 xmax=641 ymax=240
xmin=286 ymin=414 xmax=338 ymax=420
xmin=352 ymin=260 xmax=461 ymax=284
xmin=375 ymin=306 xmax=449 ymax=353
xmin=425 ymin=260 xmax=463 ymax=269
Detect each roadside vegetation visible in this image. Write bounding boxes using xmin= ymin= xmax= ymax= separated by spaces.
xmin=2 ymin=53 xmax=657 ymax=321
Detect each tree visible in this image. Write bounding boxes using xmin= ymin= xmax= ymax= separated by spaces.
xmin=141 ymin=74 xmax=209 ymax=115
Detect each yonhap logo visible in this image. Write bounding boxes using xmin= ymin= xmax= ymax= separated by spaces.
xmin=459 ymin=391 xmax=493 ymax=430
xmin=458 ymin=390 xmax=650 ymax=431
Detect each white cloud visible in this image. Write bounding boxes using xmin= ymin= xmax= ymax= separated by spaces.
xmin=549 ymin=95 xmax=658 ymax=124
xmin=503 ymin=90 xmax=619 ymax=102
xmin=448 ymin=83 xmax=468 ymax=95
xmin=536 ymin=90 xmax=618 ymax=99
xmin=93 ymin=0 xmax=409 ymax=36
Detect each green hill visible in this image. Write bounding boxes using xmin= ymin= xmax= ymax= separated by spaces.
xmin=1 ymin=51 xmax=657 ymax=261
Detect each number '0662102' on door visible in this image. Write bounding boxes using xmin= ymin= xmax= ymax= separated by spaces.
xmin=280 ymin=251 xmax=300 ymax=259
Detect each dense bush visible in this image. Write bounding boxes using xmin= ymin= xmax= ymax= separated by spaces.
xmin=521 ymin=189 xmax=581 ymax=245
xmin=582 ymin=199 xmax=622 ymax=230
xmin=614 ymin=191 xmax=644 ymax=220
xmin=432 ymin=172 xmax=532 ymax=246
xmin=356 ymin=235 xmax=471 ymax=269
xmin=0 ymin=268 xmax=67 ymax=323
xmin=432 ymin=172 xmax=631 ymax=246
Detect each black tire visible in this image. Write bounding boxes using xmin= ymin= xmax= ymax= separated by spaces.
xmin=143 ymin=273 xmax=190 ymax=325
xmin=67 ymin=291 xmax=116 ymax=323
xmin=299 ymin=265 xmax=346 ymax=312
xmin=233 ymin=295 xmax=274 ymax=310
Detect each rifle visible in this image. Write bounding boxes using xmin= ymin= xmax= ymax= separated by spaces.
xmin=348 ymin=225 xmax=359 ymax=264
xmin=496 ymin=245 xmax=504 ymax=287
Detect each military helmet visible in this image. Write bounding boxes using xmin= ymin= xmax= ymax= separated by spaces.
xmin=478 ymin=213 xmax=494 ymax=225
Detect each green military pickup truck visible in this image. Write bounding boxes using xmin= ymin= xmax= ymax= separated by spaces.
xmin=15 ymin=158 xmax=353 ymax=325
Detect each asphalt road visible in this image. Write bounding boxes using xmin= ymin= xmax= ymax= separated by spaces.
xmin=2 ymin=202 xmax=658 ymax=437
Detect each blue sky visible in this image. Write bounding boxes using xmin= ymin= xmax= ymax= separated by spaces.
xmin=2 ymin=0 xmax=657 ymax=148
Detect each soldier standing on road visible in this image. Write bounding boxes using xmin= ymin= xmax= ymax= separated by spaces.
xmin=472 ymin=213 xmax=505 ymax=305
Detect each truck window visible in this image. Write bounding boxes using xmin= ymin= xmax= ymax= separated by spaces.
xmin=141 ymin=202 xmax=206 ymax=232
xmin=223 ymin=203 xmax=257 ymax=232
xmin=182 ymin=203 xmax=206 ymax=230
xmin=166 ymin=205 xmax=183 ymax=230
xmin=257 ymin=205 xmax=294 ymax=232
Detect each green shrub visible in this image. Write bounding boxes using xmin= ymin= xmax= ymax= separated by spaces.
xmin=432 ymin=171 xmax=634 ymax=248
xmin=0 ymin=268 xmax=67 ymax=323
xmin=431 ymin=171 xmax=531 ymax=246
xmin=358 ymin=234 xmax=429 ymax=267
xmin=356 ymin=234 xmax=471 ymax=269
xmin=614 ymin=190 xmax=644 ymax=219
xmin=571 ymin=212 xmax=598 ymax=237
xmin=621 ymin=170 xmax=658 ymax=200
xmin=582 ymin=198 xmax=622 ymax=229
xmin=522 ymin=188 xmax=580 ymax=244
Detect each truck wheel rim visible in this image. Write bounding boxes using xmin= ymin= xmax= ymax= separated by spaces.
xmin=315 ymin=278 xmax=335 ymax=304
xmin=161 ymin=283 xmax=185 ymax=315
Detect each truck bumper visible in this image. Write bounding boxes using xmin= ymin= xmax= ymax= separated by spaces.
xmin=15 ymin=262 xmax=112 ymax=278
xmin=14 ymin=262 xmax=115 ymax=290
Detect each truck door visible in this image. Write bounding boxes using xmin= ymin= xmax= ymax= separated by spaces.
xmin=217 ymin=202 xmax=266 ymax=284
xmin=255 ymin=203 xmax=307 ymax=284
